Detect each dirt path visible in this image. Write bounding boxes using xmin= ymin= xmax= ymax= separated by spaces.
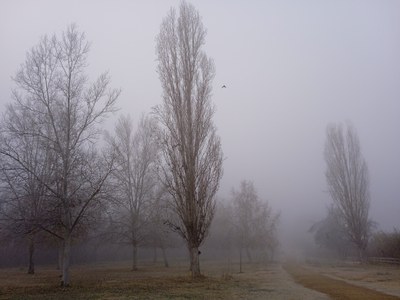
xmin=313 ymin=264 xmax=400 ymax=298
xmin=229 ymin=264 xmax=330 ymax=300
xmin=284 ymin=264 xmax=400 ymax=300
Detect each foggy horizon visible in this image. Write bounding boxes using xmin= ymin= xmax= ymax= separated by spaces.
xmin=1 ymin=0 xmax=399 ymax=241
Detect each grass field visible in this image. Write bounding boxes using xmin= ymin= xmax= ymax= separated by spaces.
xmin=0 ymin=260 xmax=399 ymax=299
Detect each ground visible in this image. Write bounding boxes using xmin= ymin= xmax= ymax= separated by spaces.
xmin=284 ymin=262 xmax=400 ymax=300
xmin=0 ymin=260 xmax=399 ymax=299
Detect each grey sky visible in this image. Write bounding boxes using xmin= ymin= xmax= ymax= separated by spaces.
xmin=1 ymin=0 xmax=399 ymax=235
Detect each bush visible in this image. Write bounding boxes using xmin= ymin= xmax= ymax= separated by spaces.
xmin=368 ymin=229 xmax=400 ymax=259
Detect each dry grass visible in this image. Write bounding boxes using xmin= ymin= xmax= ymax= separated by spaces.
xmin=0 ymin=262 xmax=226 ymax=299
xmin=284 ymin=263 xmax=400 ymax=300
xmin=2 ymin=260 xmax=398 ymax=299
xmin=0 ymin=261 xmax=281 ymax=299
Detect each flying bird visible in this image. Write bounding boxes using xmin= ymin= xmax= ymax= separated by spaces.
xmin=221 ymin=85 xmax=226 ymax=88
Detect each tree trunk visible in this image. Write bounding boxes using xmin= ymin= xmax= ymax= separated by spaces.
xmin=270 ymin=246 xmax=276 ymax=262
xmin=357 ymin=244 xmax=367 ymax=262
xmin=246 ymin=247 xmax=252 ymax=262
xmin=57 ymin=241 xmax=64 ymax=270
xmin=132 ymin=243 xmax=138 ymax=271
xmin=161 ymin=246 xmax=169 ymax=268
xmin=153 ymin=246 xmax=157 ymax=263
xmin=189 ymin=246 xmax=201 ymax=278
xmin=239 ymin=248 xmax=243 ymax=273
xmin=61 ymin=235 xmax=71 ymax=287
xmin=27 ymin=236 xmax=35 ymax=274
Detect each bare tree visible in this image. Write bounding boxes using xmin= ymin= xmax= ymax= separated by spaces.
xmin=106 ymin=114 xmax=160 ymax=270
xmin=231 ymin=180 xmax=279 ymax=272
xmin=368 ymin=229 xmax=400 ymax=259
xmin=203 ymin=200 xmax=236 ymax=266
xmin=0 ymin=24 xmax=120 ymax=286
xmin=0 ymin=119 xmax=53 ymax=274
xmin=154 ymin=1 xmax=223 ymax=277
xmin=145 ymin=188 xmax=180 ymax=268
xmin=309 ymin=205 xmax=354 ymax=259
xmin=324 ymin=123 xmax=372 ymax=259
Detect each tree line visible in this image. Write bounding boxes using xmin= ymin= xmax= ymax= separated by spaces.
xmin=0 ymin=2 xmax=280 ymax=286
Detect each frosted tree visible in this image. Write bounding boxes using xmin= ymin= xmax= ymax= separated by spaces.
xmin=154 ymin=1 xmax=223 ymax=277
xmin=324 ymin=123 xmax=372 ymax=259
xmin=107 ymin=114 xmax=160 ymax=270
xmin=0 ymin=24 xmax=119 ymax=286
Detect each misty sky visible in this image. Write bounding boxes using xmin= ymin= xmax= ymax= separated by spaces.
xmin=1 ymin=0 xmax=399 ymax=236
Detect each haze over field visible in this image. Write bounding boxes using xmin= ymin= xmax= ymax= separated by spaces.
xmin=1 ymin=0 xmax=399 ymax=249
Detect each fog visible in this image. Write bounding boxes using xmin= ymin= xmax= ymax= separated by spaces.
xmin=1 ymin=0 xmax=400 ymax=258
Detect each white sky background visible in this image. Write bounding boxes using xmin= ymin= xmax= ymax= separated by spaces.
xmin=1 ymin=0 xmax=400 ymax=241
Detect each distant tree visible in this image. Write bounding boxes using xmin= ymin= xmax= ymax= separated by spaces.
xmin=256 ymin=202 xmax=280 ymax=262
xmin=154 ymin=1 xmax=223 ymax=278
xmin=145 ymin=189 xmax=180 ymax=268
xmin=324 ymin=123 xmax=373 ymax=260
xmin=205 ymin=200 xmax=235 ymax=256
xmin=106 ymin=114 xmax=160 ymax=270
xmin=231 ymin=180 xmax=279 ymax=272
xmin=309 ymin=205 xmax=354 ymax=259
xmin=0 ymin=24 xmax=120 ymax=286
xmin=0 ymin=121 xmax=53 ymax=274
xmin=368 ymin=229 xmax=400 ymax=259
